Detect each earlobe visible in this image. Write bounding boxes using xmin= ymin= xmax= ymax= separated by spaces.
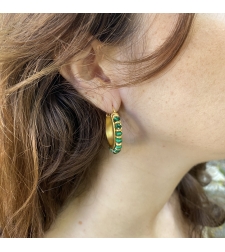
xmin=59 ymin=40 xmax=121 ymax=114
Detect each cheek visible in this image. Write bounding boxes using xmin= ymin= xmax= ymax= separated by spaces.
xmin=120 ymin=14 xmax=225 ymax=159
xmin=127 ymin=78 xmax=225 ymax=160
xmin=121 ymin=55 xmax=225 ymax=159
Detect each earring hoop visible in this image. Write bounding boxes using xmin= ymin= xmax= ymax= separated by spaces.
xmin=106 ymin=109 xmax=122 ymax=154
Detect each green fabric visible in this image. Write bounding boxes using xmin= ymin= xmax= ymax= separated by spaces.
xmin=203 ymin=161 xmax=225 ymax=238
xmin=203 ymin=223 xmax=225 ymax=238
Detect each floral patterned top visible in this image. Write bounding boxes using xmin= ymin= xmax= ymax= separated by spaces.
xmin=203 ymin=161 xmax=225 ymax=238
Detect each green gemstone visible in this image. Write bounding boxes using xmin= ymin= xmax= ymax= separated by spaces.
xmin=113 ymin=149 xmax=120 ymax=154
xmin=115 ymin=138 xmax=122 ymax=143
xmin=115 ymin=124 xmax=121 ymax=129
xmin=115 ymin=131 xmax=122 ymax=136
xmin=113 ymin=116 xmax=120 ymax=122
xmin=115 ymin=145 xmax=122 ymax=150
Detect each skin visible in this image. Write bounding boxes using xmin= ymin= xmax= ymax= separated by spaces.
xmin=45 ymin=14 xmax=225 ymax=237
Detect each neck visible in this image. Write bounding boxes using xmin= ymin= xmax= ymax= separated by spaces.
xmin=45 ymin=137 xmax=199 ymax=237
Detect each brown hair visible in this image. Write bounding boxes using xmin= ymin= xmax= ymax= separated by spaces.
xmin=0 ymin=13 xmax=224 ymax=238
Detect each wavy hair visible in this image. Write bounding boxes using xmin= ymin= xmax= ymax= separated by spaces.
xmin=0 ymin=13 xmax=224 ymax=237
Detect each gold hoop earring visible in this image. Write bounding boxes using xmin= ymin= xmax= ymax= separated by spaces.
xmin=106 ymin=109 xmax=122 ymax=154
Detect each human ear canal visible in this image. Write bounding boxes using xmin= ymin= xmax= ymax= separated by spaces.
xmin=59 ymin=40 xmax=121 ymax=114
xmin=59 ymin=40 xmax=111 ymax=87
xmin=78 ymin=48 xmax=110 ymax=83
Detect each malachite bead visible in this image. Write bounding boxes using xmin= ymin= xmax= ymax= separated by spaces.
xmin=115 ymin=138 xmax=122 ymax=143
xmin=115 ymin=131 xmax=122 ymax=136
xmin=107 ymin=112 xmax=122 ymax=154
xmin=113 ymin=116 xmax=120 ymax=122
xmin=115 ymin=124 xmax=122 ymax=129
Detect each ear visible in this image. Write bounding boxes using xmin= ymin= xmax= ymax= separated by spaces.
xmin=59 ymin=39 xmax=121 ymax=114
